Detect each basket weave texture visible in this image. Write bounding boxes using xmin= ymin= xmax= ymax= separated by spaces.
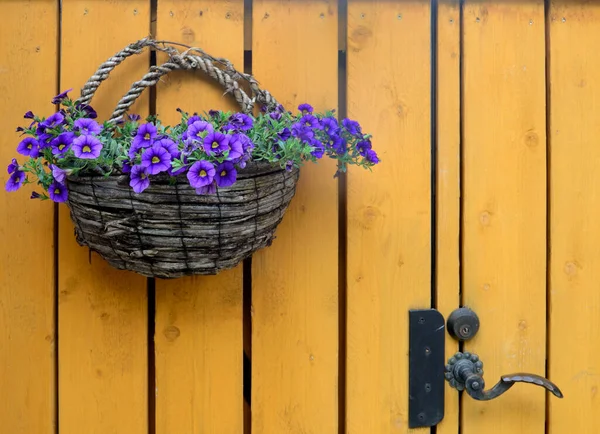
xmin=65 ymin=38 xmax=299 ymax=278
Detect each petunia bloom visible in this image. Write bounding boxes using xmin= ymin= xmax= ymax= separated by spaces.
xmin=298 ymin=103 xmax=314 ymax=113
xmin=291 ymin=123 xmax=314 ymax=142
xmin=227 ymin=134 xmax=246 ymax=161
xmin=203 ymin=131 xmax=230 ymax=156
xmin=7 ymin=158 xmax=19 ymax=175
xmin=133 ymin=123 xmax=157 ymax=149
xmin=50 ymin=164 xmax=67 ymax=183
xmin=285 ymin=160 xmax=294 ymax=172
xmin=195 ymin=181 xmax=217 ymax=195
xmin=187 ymin=115 xmax=203 ymax=126
xmin=300 ymin=114 xmax=319 ymax=129
xmin=74 ymin=118 xmax=101 ymax=135
xmin=17 ymin=137 xmax=40 ymax=158
xmin=23 ymin=111 xmax=35 ymax=119
xmin=75 ymin=103 xmax=98 ymax=119
xmin=187 ymin=160 xmax=215 ymax=188
xmin=48 ymin=182 xmax=68 ymax=202
xmin=321 ymin=117 xmax=339 ymax=136
xmin=5 ymin=170 xmax=25 ymax=192
xmin=128 ymin=114 xmax=142 ymax=122
xmin=277 ymin=127 xmax=291 ymax=142
xmin=40 ymin=112 xmax=65 ymax=129
xmin=141 ymin=144 xmax=172 ymax=175
xmin=72 ymin=135 xmax=102 ymax=159
xmin=365 ymin=149 xmax=379 ymax=164
xmin=52 ymin=88 xmax=73 ymax=104
xmin=331 ymin=135 xmax=347 ymax=155
xmin=310 ymin=139 xmax=325 ymax=159
xmin=270 ymin=112 xmax=282 ymax=121
xmin=51 ymin=132 xmax=75 ymax=155
xmin=356 ymin=140 xmax=372 ymax=157
xmin=228 ymin=113 xmax=253 ymax=131
xmin=129 ymin=165 xmax=150 ymax=194
xmin=155 ymin=138 xmax=180 ymax=159
xmin=187 ymin=120 xmax=214 ymax=142
xmin=342 ymin=118 xmax=361 ymax=135
xmin=30 ymin=191 xmax=42 ymax=199
xmin=214 ymin=161 xmax=237 ymax=188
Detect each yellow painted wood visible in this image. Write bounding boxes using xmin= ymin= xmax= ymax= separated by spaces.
xmin=462 ymin=2 xmax=546 ymax=432
xmin=59 ymin=2 xmax=149 ymax=433
xmin=346 ymin=1 xmax=431 ymax=432
xmin=548 ymin=2 xmax=600 ymax=432
xmin=251 ymin=1 xmax=339 ymax=432
xmin=154 ymin=2 xmax=244 ymax=433
xmin=0 ymin=2 xmax=57 ymax=432
xmin=436 ymin=2 xmax=460 ymax=433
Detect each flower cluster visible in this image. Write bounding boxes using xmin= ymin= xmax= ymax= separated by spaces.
xmin=5 ymin=89 xmax=379 ymax=202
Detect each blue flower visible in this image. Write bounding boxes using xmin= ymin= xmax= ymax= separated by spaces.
xmin=214 ymin=161 xmax=237 ymax=187
xmin=228 ymin=113 xmax=254 ymax=131
xmin=298 ymin=103 xmax=314 ymax=113
xmin=342 ymin=118 xmax=361 ymax=135
xmin=17 ymin=137 xmax=40 ymax=158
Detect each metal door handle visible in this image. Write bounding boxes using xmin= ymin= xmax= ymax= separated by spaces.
xmin=444 ymin=352 xmax=564 ymax=401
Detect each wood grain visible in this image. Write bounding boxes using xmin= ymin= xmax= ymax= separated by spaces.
xmin=436 ymin=1 xmax=461 ymax=433
xmin=346 ymin=1 xmax=431 ymax=432
xmin=59 ymin=2 xmax=149 ymax=433
xmin=0 ymin=1 xmax=57 ymax=432
xmin=154 ymin=1 xmax=245 ymax=433
xmin=548 ymin=2 xmax=600 ymax=432
xmin=251 ymin=1 xmax=339 ymax=432
xmin=462 ymin=2 xmax=547 ymax=432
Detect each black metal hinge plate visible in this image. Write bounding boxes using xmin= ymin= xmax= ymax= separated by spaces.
xmin=408 ymin=309 xmax=445 ymax=428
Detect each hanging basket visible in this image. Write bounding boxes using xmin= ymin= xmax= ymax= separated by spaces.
xmin=66 ymin=38 xmax=299 ymax=279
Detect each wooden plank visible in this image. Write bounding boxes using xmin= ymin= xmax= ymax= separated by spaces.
xmin=461 ymin=2 xmax=546 ymax=432
xmin=0 ymin=2 xmax=57 ymax=432
xmin=251 ymin=1 xmax=339 ymax=432
xmin=346 ymin=2 xmax=431 ymax=432
xmin=436 ymin=1 xmax=461 ymax=433
xmin=154 ymin=1 xmax=244 ymax=433
xmin=59 ymin=2 xmax=149 ymax=433
xmin=548 ymin=2 xmax=600 ymax=432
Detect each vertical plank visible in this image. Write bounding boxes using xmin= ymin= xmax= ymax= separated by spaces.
xmin=59 ymin=2 xmax=149 ymax=433
xmin=548 ymin=2 xmax=600 ymax=432
xmin=346 ymin=1 xmax=431 ymax=432
xmin=154 ymin=1 xmax=244 ymax=433
xmin=462 ymin=2 xmax=546 ymax=432
xmin=0 ymin=2 xmax=57 ymax=433
xmin=436 ymin=1 xmax=460 ymax=433
xmin=251 ymin=1 xmax=339 ymax=432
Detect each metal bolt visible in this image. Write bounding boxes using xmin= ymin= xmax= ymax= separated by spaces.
xmin=471 ymin=381 xmax=480 ymax=390
xmin=425 ymin=383 xmax=432 ymax=392
xmin=418 ymin=412 xmax=426 ymax=421
xmin=418 ymin=316 xmax=425 ymax=324
xmin=424 ymin=347 xmax=431 ymax=356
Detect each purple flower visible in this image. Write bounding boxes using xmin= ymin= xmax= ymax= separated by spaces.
xmin=133 ymin=123 xmax=157 ymax=149
xmin=310 ymin=139 xmax=325 ymax=159
xmin=51 ymin=132 xmax=75 ymax=155
xmin=196 ymin=181 xmax=217 ymax=195
xmin=5 ymin=170 xmax=25 ymax=192
xmin=30 ymin=191 xmax=42 ymax=199
xmin=24 ymin=111 xmax=35 ymax=119
xmin=50 ymin=164 xmax=67 ymax=183
xmin=277 ymin=127 xmax=291 ymax=142
xmin=48 ymin=182 xmax=68 ymax=202
xmin=141 ymin=144 xmax=172 ymax=175
xmin=122 ymin=160 xmax=132 ymax=174
xmin=52 ymin=88 xmax=72 ymax=104
xmin=187 ymin=120 xmax=214 ymax=142
xmin=298 ymin=103 xmax=313 ymax=113
xmin=187 ymin=115 xmax=202 ymax=126
xmin=128 ymin=114 xmax=142 ymax=122
xmin=365 ymin=149 xmax=379 ymax=164
xmin=214 ymin=161 xmax=237 ymax=188
xmin=16 ymin=126 xmax=24 ymax=133
xmin=129 ymin=165 xmax=150 ymax=194
xmin=227 ymin=134 xmax=246 ymax=161
xmin=285 ymin=160 xmax=294 ymax=172
xmin=155 ymin=138 xmax=180 ymax=159
xmin=321 ymin=117 xmax=339 ymax=135
xmin=7 ymin=158 xmax=18 ymax=174
xmin=229 ymin=113 xmax=253 ymax=131
xmin=356 ymin=140 xmax=372 ymax=157
xmin=342 ymin=118 xmax=361 ymax=135
xmin=208 ymin=110 xmax=220 ymax=118
xmin=72 ymin=135 xmax=102 ymax=159
xmin=75 ymin=103 xmax=98 ymax=119
xmin=270 ymin=112 xmax=282 ymax=121
xmin=237 ymin=154 xmax=251 ymax=169
xmin=300 ymin=114 xmax=319 ymax=129
xmin=291 ymin=123 xmax=314 ymax=142
xmin=203 ymin=131 xmax=230 ymax=156
xmin=17 ymin=137 xmax=40 ymax=158
xmin=40 ymin=112 xmax=65 ymax=129
xmin=331 ymin=135 xmax=347 ymax=155
xmin=74 ymin=118 xmax=101 ymax=135
xmin=187 ymin=160 xmax=215 ymax=188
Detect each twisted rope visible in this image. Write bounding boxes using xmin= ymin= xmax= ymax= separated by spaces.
xmin=75 ymin=37 xmax=281 ymax=123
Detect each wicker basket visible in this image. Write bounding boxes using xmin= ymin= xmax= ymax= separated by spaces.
xmin=65 ymin=38 xmax=299 ymax=279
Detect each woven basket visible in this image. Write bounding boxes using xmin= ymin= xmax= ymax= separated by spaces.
xmin=65 ymin=38 xmax=299 ymax=279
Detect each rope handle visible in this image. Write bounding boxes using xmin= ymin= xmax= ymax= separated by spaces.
xmin=75 ymin=37 xmax=280 ymax=122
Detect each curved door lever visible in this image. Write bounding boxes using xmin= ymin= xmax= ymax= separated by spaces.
xmin=445 ymin=352 xmax=564 ymax=401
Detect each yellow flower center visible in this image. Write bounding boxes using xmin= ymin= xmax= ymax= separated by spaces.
xmin=58 ymin=144 xmax=66 ymax=151
xmin=221 ymin=170 xmax=227 ymax=176
xmin=199 ymin=170 xmax=207 ymax=177
xmin=82 ymin=145 xmax=91 ymax=153
xmin=144 ymin=133 xmax=151 ymax=140
xmin=27 ymin=144 xmax=32 ymax=149
xmin=151 ymin=156 xmax=160 ymax=164
xmin=212 ymin=141 xmax=219 ymax=149
xmin=54 ymin=188 xmax=61 ymax=194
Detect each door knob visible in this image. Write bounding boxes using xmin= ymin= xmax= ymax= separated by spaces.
xmin=444 ymin=352 xmax=564 ymax=401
